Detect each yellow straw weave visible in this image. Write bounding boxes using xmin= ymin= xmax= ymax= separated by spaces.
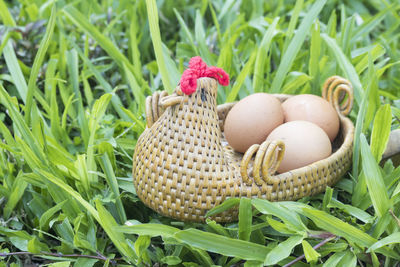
xmin=133 ymin=76 xmax=354 ymax=222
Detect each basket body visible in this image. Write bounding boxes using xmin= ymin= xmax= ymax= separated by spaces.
xmin=132 ymin=77 xmax=354 ymax=222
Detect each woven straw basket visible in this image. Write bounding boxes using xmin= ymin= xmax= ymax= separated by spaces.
xmin=132 ymin=76 xmax=354 ymax=222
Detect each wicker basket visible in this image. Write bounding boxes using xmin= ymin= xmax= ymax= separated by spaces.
xmin=132 ymin=76 xmax=354 ymax=222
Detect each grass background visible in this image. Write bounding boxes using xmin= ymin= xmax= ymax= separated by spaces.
xmin=1 ymin=0 xmax=400 ymax=266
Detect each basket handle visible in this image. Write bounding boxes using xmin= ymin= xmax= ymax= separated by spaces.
xmin=322 ymin=76 xmax=354 ymax=117
xmin=145 ymin=88 xmax=186 ymax=127
xmin=146 ymin=90 xmax=168 ymax=127
xmin=240 ymin=140 xmax=285 ymax=185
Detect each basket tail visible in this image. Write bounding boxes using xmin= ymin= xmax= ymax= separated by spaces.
xmin=322 ymin=76 xmax=354 ymax=117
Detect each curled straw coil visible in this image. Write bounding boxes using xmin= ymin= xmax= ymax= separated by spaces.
xmin=241 ymin=140 xmax=285 ymax=186
xmin=322 ymin=75 xmax=353 ymax=116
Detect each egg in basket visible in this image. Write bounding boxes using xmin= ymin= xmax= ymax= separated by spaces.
xmin=132 ymin=57 xmax=354 ymax=222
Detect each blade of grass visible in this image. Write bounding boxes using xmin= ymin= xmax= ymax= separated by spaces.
xmin=100 ymin=153 xmax=127 ymax=224
xmin=238 ymin=198 xmax=252 ymax=241
xmin=65 ymin=37 xmax=130 ymax=121
xmin=86 ymin=93 xmax=113 ymax=189
xmin=355 ymin=44 xmax=386 ymax=74
xmin=116 ymin=224 xmax=180 ymax=238
xmin=3 ymin=41 xmax=28 ymax=102
xmin=217 ymin=0 xmax=236 ymax=21
xmin=95 ymin=200 xmax=137 ymax=262
xmin=195 ymin=9 xmax=214 ymax=65
xmin=205 ymin=198 xmax=240 ymax=218
xmin=282 ymin=0 xmax=303 ymax=53
xmin=174 ymin=229 xmax=270 ymax=262
xmin=24 ymin=4 xmax=56 ymax=125
xmin=337 ymin=251 xmax=357 ymax=267
xmin=15 ymin=138 xmax=44 ymax=173
xmin=226 ymin=49 xmax=257 ymax=102
xmin=0 ymin=31 xmax=11 ymax=58
xmin=124 ymin=63 xmax=146 ymax=112
xmin=0 ymin=119 xmax=18 ymax=148
xmin=24 ymin=173 xmax=82 ymax=220
xmin=370 ymin=104 xmax=391 ymax=162
xmin=252 ymin=199 xmax=307 ymax=232
xmin=323 ymin=251 xmax=346 ymax=267
xmin=281 ymin=72 xmax=311 ymax=94
xmin=360 ymin=134 xmax=390 ymax=217
xmin=270 ymin=0 xmax=327 ymax=93
xmin=264 ymin=235 xmax=303 ymax=265
xmin=208 ymin=2 xmax=222 ymax=44
xmin=372 ymin=213 xmax=392 ymax=239
xmin=39 ymin=200 xmax=67 ymax=231
xmin=367 ymin=232 xmax=400 ymax=252
xmin=327 ymin=198 xmax=374 ymax=223
xmin=253 ymin=17 xmax=279 ymax=92
xmin=321 ymin=34 xmax=363 ymax=104
xmin=129 ymin=5 xmax=143 ymax=78
xmin=47 ymin=58 xmax=63 ymax=141
xmin=267 ymin=217 xmax=294 ymax=234
xmin=309 ymin=20 xmax=321 ymax=95
xmin=173 ymin=8 xmax=199 ymax=54
xmin=352 ymin=53 xmax=374 ymax=203
xmin=35 ymin=169 xmax=137 ymax=263
xmin=31 ymin=101 xmax=47 ymax=159
xmin=302 ymin=240 xmax=320 ymax=263
xmin=145 ymin=0 xmax=173 ymax=93
xmin=206 ymin=220 xmax=230 ymax=237
xmin=339 ymin=16 xmax=355 ymax=57
xmin=66 ymin=49 xmax=89 ymax=147
xmin=162 ymin=43 xmax=180 ymax=87
xmin=82 ymin=73 xmax=93 ymax=106
xmin=302 ymin=208 xmax=398 ymax=259
xmin=61 ymin=93 xmax=75 ymax=131
xmin=191 ymin=248 xmax=214 ymax=266
xmin=392 ymin=183 xmax=400 ymax=200
xmin=351 ymin=4 xmax=394 ymax=43
xmin=0 ymin=0 xmax=16 ymax=26
xmin=326 ymin=10 xmax=337 ymax=38
xmin=322 ymin=187 xmax=333 ymax=211
xmin=3 ymin=174 xmax=28 ymax=219
xmin=74 ymin=154 xmax=91 ymax=197
xmin=62 ymin=5 xmax=144 ymax=89
xmin=302 ymin=208 xmax=375 ymax=247
xmin=0 ymin=84 xmax=46 ymax=163
xmin=120 ymin=107 xmax=145 ymax=131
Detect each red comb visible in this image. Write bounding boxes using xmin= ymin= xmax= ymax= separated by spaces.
xmin=180 ymin=56 xmax=229 ymax=95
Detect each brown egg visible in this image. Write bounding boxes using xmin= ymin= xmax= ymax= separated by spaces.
xmin=282 ymin=94 xmax=340 ymax=141
xmin=266 ymin=121 xmax=332 ymax=173
xmin=224 ymin=93 xmax=284 ymax=153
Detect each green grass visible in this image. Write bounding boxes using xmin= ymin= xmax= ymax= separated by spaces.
xmin=1 ymin=0 xmax=400 ymax=266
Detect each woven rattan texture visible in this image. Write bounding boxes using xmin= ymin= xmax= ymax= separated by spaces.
xmin=133 ymin=76 xmax=355 ymax=222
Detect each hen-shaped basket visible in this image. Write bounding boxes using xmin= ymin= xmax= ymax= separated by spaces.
xmin=133 ymin=76 xmax=354 ymax=222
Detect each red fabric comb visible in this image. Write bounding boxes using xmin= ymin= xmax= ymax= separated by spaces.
xmin=180 ymin=56 xmax=229 ymax=95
